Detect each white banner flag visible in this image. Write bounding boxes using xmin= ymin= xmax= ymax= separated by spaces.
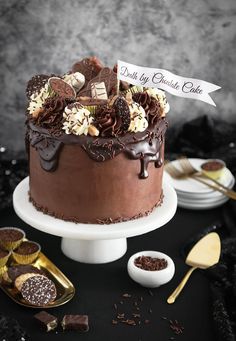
xmin=117 ymin=60 xmax=221 ymax=106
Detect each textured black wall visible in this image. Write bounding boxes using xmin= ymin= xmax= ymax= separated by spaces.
xmin=0 ymin=0 xmax=235 ymax=152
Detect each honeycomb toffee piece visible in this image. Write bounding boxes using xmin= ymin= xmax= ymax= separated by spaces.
xmin=21 ymin=275 xmax=57 ymax=306
xmin=61 ymin=315 xmax=89 ymax=332
xmin=134 ymin=255 xmax=168 ymax=271
xmin=34 ymin=311 xmax=58 ymax=332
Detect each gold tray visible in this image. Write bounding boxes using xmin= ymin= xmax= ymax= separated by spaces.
xmin=0 ymin=251 xmax=75 ymax=308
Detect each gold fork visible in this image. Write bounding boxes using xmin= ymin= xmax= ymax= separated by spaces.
xmin=165 ymin=161 xmax=236 ymax=200
xmin=178 ymin=157 xmax=236 ymax=197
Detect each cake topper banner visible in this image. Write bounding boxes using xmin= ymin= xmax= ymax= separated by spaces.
xmin=117 ymin=60 xmax=221 ymax=106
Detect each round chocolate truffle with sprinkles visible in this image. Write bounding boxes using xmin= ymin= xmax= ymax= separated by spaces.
xmin=21 ymin=275 xmax=57 ymax=306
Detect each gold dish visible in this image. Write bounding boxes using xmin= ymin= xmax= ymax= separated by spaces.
xmin=0 ymin=251 xmax=75 ymax=308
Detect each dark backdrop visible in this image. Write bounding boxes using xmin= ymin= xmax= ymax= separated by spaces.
xmin=0 ymin=0 xmax=236 ymax=153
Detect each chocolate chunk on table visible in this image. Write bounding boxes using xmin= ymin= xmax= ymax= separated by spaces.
xmin=34 ymin=311 xmax=58 ymax=332
xmin=61 ymin=315 xmax=89 ymax=332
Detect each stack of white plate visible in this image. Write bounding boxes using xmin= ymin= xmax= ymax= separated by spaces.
xmin=164 ymin=158 xmax=235 ymax=210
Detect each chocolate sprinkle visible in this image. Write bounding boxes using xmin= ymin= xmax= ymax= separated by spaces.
xmin=26 ymin=74 xmax=50 ymax=99
xmin=134 ymin=255 xmax=168 ymax=271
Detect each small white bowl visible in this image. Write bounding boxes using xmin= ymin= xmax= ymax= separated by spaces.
xmin=127 ymin=251 xmax=175 ymax=288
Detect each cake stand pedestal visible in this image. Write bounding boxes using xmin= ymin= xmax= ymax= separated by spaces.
xmin=13 ymin=177 xmax=177 ymax=264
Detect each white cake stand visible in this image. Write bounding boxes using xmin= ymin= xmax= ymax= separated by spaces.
xmin=13 ymin=177 xmax=177 ymax=264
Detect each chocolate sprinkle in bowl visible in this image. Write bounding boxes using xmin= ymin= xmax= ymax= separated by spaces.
xmin=127 ymin=251 xmax=175 ymax=288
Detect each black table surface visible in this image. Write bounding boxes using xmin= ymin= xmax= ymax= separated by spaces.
xmin=0 ymin=205 xmax=221 ymax=341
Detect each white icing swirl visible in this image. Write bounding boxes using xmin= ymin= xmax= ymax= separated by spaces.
xmin=146 ymin=88 xmax=170 ymax=114
xmin=62 ymin=103 xmax=93 ymax=136
xmin=128 ymin=102 xmax=148 ymax=133
xmin=28 ymin=84 xmax=51 ymax=115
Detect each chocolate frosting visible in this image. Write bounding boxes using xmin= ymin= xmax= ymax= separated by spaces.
xmin=27 ymin=118 xmax=167 ymax=179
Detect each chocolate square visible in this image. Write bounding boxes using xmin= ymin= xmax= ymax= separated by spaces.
xmin=34 ymin=311 xmax=58 ymax=332
xmin=61 ymin=314 xmax=89 ymax=332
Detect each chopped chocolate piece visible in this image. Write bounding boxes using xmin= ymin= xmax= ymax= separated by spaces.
xmin=79 ymin=67 xmax=117 ymax=97
xmin=34 ymin=311 xmax=58 ymax=332
xmin=48 ymin=77 xmax=76 ymax=99
xmin=5 ymin=265 xmax=43 ymax=283
xmin=112 ymin=319 xmax=118 ymax=325
xmin=21 ymin=275 xmax=57 ymax=306
xmin=134 ymin=255 xmax=168 ymax=271
xmin=14 ymin=241 xmax=39 ymax=255
xmin=72 ymin=57 xmax=104 ymax=84
xmin=61 ymin=315 xmax=89 ymax=332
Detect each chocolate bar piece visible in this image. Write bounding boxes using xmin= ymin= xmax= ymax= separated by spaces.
xmin=34 ymin=311 xmax=58 ymax=332
xmin=91 ymin=82 xmax=108 ymax=100
xmin=61 ymin=315 xmax=89 ymax=332
xmin=79 ymin=67 xmax=117 ymax=97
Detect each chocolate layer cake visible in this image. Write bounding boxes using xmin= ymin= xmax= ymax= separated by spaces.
xmin=26 ymin=57 xmax=169 ymax=224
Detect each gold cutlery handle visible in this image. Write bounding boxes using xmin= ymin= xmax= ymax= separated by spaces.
xmin=167 ymin=266 xmax=197 ymax=304
xmin=191 ymin=175 xmax=236 ymax=200
xmin=197 ymin=172 xmax=236 ymax=195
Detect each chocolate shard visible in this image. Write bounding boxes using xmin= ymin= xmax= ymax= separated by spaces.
xmin=48 ymin=77 xmax=76 ymax=99
xmin=61 ymin=315 xmax=89 ymax=332
xmin=79 ymin=67 xmax=117 ymax=97
xmin=72 ymin=57 xmax=104 ymax=84
xmin=34 ymin=311 xmax=58 ymax=332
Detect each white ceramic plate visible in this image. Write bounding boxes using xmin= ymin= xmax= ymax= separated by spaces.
xmin=178 ymin=196 xmax=229 ymax=210
xmin=176 ymin=176 xmax=235 ymax=203
xmin=164 ymin=158 xmax=234 ymax=196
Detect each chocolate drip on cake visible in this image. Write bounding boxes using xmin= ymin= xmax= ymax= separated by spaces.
xmin=28 ymin=129 xmax=63 ymax=171
xmin=27 ymin=119 xmax=166 ymax=178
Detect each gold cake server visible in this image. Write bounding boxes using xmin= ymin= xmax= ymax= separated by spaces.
xmin=167 ymin=232 xmax=221 ymax=304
